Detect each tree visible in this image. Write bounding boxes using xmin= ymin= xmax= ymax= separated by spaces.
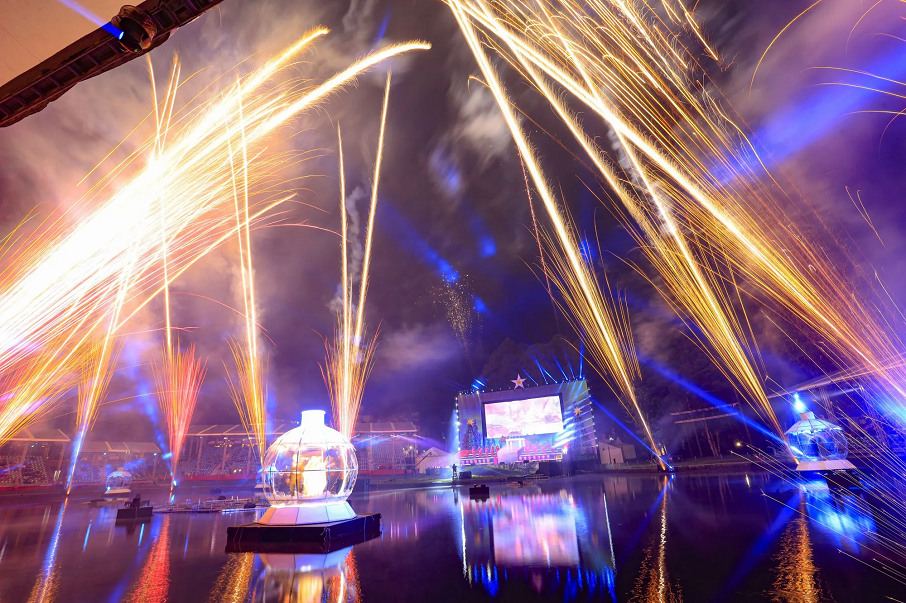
xmin=461 ymin=418 xmax=480 ymax=450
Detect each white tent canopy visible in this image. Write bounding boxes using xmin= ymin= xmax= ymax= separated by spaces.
xmin=415 ymin=447 xmax=453 ymax=471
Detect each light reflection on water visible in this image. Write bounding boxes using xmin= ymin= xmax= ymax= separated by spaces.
xmin=770 ymin=501 xmax=824 ymax=603
xmin=249 ymin=548 xmax=359 ymax=603
xmin=457 ymin=485 xmax=615 ymax=598
xmin=0 ymin=474 xmax=901 ymax=601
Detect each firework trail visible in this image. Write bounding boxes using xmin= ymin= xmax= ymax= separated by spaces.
xmin=451 ymin=4 xmax=664 ymax=467
xmin=323 ymin=73 xmax=392 ymax=440
xmin=224 ymin=60 xmax=269 ymax=465
xmin=152 ymin=345 xmax=206 ymax=487
xmin=66 ymin=336 xmax=123 ymax=494
xmin=226 ymin=343 xmax=269 ymax=464
xmin=0 ymin=31 xmax=429 ymax=445
xmin=144 ymin=55 xmax=209 ymax=491
xmin=66 ymin=213 xmax=137 ymax=494
xmin=450 ymin=1 xmax=906 ymax=579
xmin=448 ymin=0 xmax=906 ymax=445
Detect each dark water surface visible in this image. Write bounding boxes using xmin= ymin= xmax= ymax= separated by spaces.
xmin=0 ymin=473 xmax=901 ymax=602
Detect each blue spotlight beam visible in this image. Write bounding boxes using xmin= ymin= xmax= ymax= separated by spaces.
xmin=753 ymin=44 xmax=906 ymax=169
xmin=640 ymin=356 xmax=786 ymax=446
xmin=593 ymin=399 xmax=672 ymax=469
xmin=53 ymin=0 xmax=124 ymax=39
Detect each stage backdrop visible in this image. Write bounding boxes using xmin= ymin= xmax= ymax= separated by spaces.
xmin=455 ymin=380 xmax=596 ymax=465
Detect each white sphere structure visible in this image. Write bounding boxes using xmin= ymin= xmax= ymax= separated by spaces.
xmin=785 ymin=411 xmax=856 ymax=471
xmin=257 ymin=410 xmax=359 ymax=525
xmin=105 ymin=468 xmax=132 ymax=494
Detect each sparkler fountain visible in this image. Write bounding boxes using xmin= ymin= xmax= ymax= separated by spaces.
xmin=227 ymin=71 xmax=396 ymax=551
xmin=0 ymin=30 xmax=430 ymax=451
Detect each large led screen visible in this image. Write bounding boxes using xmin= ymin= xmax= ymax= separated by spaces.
xmin=484 ymin=395 xmax=564 ymax=439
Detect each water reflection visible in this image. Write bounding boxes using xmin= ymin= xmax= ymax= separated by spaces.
xmin=207 ymin=552 xmax=256 ymax=603
xmin=629 ymin=477 xmax=681 ymax=603
xmin=27 ymin=498 xmax=67 ymax=603
xmin=124 ymin=515 xmax=171 ymax=602
xmin=770 ymin=499 xmax=825 ymax=602
xmin=251 ymin=548 xmax=359 ymax=602
xmin=457 ymin=486 xmax=616 ymax=599
xmin=803 ymin=486 xmax=876 ymax=551
xmin=0 ymin=476 xmax=900 ymax=601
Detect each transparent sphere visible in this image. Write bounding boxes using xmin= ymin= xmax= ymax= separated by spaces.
xmin=786 ymin=413 xmax=850 ymax=462
xmin=262 ymin=410 xmax=358 ymax=506
xmin=788 ymin=428 xmax=849 ymax=462
xmin=106 ymin=468 xmax=132 ymax=490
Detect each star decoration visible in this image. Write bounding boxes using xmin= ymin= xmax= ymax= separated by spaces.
xmin=467 ymin=418 xmax=474 ymax=426
xmin=512 ymin=374 xmax=525 ymax=388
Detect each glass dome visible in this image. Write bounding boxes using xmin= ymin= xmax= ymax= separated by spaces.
xmin=105 ymin=468 xmax=132 ymax=491
xmin=785 ymin=412 xmax=849 ymax=462
xmin=261 ymin=410 xmax=357 ymax=507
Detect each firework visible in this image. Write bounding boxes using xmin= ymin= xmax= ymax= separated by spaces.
xmin=145 ymin=54 xmax=209 ymax=490
xmin=0 ymin=31 xmax=429 ymax=445
xmin=451 ymin=3 xmax=664 ymax=467
xmin=226 ymin=342 xmax=269 ymax=466
xmin=152 ymin=345 xmax=206 ymax=487
xmin=322 ymin=73 xmax=392 ymax=440
xmin=448 ymin=0 xmax=906 ymax=445
xmin=66 ymin=336 xmax=123 ymax=494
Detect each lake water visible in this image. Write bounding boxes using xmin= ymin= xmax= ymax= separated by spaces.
xmin=0 ymin=473 xmax=901 ymax=601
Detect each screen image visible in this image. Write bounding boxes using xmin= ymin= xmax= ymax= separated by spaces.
xmin=491 ymin=499 xmax=580 ymax=567
xmin=484 ymin=396 xmax=564 ymax=439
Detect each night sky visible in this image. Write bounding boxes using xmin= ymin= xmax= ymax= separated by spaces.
xmin=1 ymin=0 xmax=906 ymax=442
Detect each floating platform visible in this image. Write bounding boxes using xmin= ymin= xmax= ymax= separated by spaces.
xmin=225 ymin=513 xmax=382 ymax=554
xmin=116 ymin=505 xmax=153 ymax=520
xmin=469 ymin=484 xmax=490 ymax=499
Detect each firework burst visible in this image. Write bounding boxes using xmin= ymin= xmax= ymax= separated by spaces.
xmin=0 ymin=30 xmax=429 ymax=447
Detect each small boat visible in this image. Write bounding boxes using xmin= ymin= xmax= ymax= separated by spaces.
xmin=468 ymin=484 xmax=490 ymax=499
xmin=116 ymin=495 xmax=152 ymax=520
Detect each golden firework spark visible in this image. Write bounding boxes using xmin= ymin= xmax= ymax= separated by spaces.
xmin=451 ymin=3 xmax=664 ymax=467
xmin=448 ymin=0 xmax=906 ymax=448
xmin=322 ymin=73 xmax=393 ymax=440
xmin=0 ymin=31 xmax=429 ymax=446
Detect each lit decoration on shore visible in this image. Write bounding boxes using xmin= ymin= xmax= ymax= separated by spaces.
xmin=322 ymin=73 xmax=392 ymax=440
xmin=0 ymin=30 xmax=429 ymax=447
xmin=785 ymin=412 xmax=855 ymax=472
xmin=104 ymin=467 xmax=132 ymax=495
